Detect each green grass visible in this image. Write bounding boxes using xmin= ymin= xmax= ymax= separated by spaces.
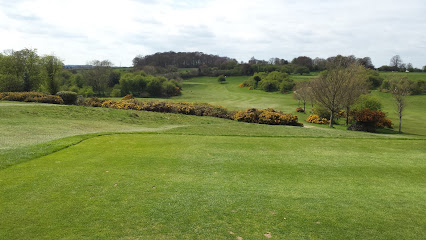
xmin=1 ymin=134 xmax=424 ymax=239
xmin=0 ymin=72 xmax=425 ymax=239
xmin=147 ymin=75 xmax=426 ymax=136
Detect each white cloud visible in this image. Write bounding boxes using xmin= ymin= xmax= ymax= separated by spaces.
xmin=0 ymin=0 xmax=425 ymax=67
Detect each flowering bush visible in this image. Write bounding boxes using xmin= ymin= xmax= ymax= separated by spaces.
xmin=306 ymin=114 xmax=329 ymax=124
xmin=122 ymin=94 xmax=135 ymax=100
xmin=0 ymin=92 xmax=64 ymax=104
xmin=233 ymin=108 xmax=302 ymax=126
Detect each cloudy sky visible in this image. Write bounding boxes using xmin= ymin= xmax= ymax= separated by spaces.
xmin=0 ymin=0 xmax=425 ymax=68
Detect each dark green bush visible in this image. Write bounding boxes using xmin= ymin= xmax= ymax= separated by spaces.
xmin=56 ymin=91 xmax=78 ymax=105
xmin=259 ymin=80 xmax=279 ymax=92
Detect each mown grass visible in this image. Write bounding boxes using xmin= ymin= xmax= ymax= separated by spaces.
xmin=0 ymin=134 xmax=424 ymax=239
xmin=0 ymin=72 xmax=425 ymax=239
xmin=3 ymin=101 xmax=419 ymax=170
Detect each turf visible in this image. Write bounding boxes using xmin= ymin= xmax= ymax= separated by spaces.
xmin=0 ymin=134 xmax=424 ymax=239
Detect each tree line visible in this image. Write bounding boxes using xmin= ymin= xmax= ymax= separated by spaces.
xmin=0 ymin=48 xmax=181 ymax=98
xmin=132 ymin=52 xmax=426 ymax=79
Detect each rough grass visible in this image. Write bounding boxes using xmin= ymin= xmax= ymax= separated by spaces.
xmin=0 ymin=134 xmax=424 ymax=239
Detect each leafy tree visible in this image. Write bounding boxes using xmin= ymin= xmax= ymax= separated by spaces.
xmin=353 ymin=94 xmax=383 ymax=111
xmin=259 ymin=80 xmax=279 ymax=92
xmin=0 ymin=74 xmax=22 ymax=92
xmin=0 ymin=48 xmax=41 ymax=92
xmin=357 ymin=57 xmax=374 ymax=69
xmin=366 ymin=70 xmax=384 ymax=89
xmin=108 ymin=70 xmax=121 ymax=87
xmin=84 ymin=60 xmax=113 ymax=95
xmin=390 ymin=77 xmax=411 ymax=133
xmin=40 ymin=55 xmax=63 ymax=94
xmin=279 ymin=79 xmax=295 ymax=93
xmin=291 ymin=56 xmax=313 ymax=70
xmin=294 ymin=66 xmax=310 ymax=75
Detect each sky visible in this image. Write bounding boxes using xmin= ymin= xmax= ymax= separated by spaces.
xmin=0 ymin=0 xmax=425 ymax=68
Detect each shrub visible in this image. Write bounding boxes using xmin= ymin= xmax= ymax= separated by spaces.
xmin=233 ymin=108 xmax=302 ymax=126
xmin=259 ymin=80 xmax=279 ymax=92
xmin=122 ymin=94 xmax=135 ymax=100
xmin=56 ymin=91 xmax=78 ymax=105
xmin=312 ymin=106 xmax=331 ymax=119
xmin=348 ymin=108 xmax=392 ymax=132
xmin=0 ymin=92 xmax=63 ymax=104
xmin=217 ymin=75 xmax=226 ymax=83
xmin=110 ymin=88 xmax=121 ymax=97
xmin=280 ymin=79 xmax=295 ymax=93
xmin=306 ymin=114 xmax=329 ymax=124
xmin=353 ymin=94 xmax=383 ymax=111
xmin=296 ymin=107 xmax=304 ymax=112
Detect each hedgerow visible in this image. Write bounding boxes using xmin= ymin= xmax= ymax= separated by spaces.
xmin=0 ymin=92 xmax=64 ymax=104
xmin=77 ymin=98 xmax=302 ymax=126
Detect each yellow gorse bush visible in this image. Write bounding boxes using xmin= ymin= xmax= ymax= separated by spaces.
xmin=306 ymin=114 xmax=329 ymax=124
xmin=0 ymin=92 xmax=64 ymax=104
xmin=233 ymin=108 xmax=302 ymax=126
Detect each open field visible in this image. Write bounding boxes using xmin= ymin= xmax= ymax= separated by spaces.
xmin=0 ymin=73 xmax=425 ymax=239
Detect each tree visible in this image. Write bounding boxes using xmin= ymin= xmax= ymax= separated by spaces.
xmin=339 ymin=64 xmax=369 ymax=125
xmin=294 ymin=66 xmax=310 ymax=75
xmin=40 ymin=55 xmax=63 ymax=94
xmin=390 ymin=77 xmax=411 ymax=133
xmin=19 ymin=48 xmax=41 ymax=91
xmin=390 ymin=55 xmax=403 ymax=68
xmin=293 ymin=81 xmax=312 ymax=112
xmin=357 ymin=57 xmax=374 ymax=69
xmin=311 ymin=63 xmax=367 ymax=127
xmin=407 ymin=63 xmax=414 ymax=72
xmin=0 ymin=48 xmax=41 ymax=92
xmin=84 ymin=60 xmax=113 ymax=95
xmin=291 ymin=56 xmax=313 ymax=70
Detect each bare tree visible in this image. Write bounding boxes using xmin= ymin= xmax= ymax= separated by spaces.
xmin=390 ymin=55 xmax=403 ymax=68
xmin=293 ymin=81 xmax=312 ymax=112
xmin=311 ymin=68 xmax=347 ymax=127
xmin=340 ymin=65 xmax=369 ymax=125
xmin=311 ymin=63 xmax=367 ymax=127
xmin=390 ymin=77 xmax=411 ymax=133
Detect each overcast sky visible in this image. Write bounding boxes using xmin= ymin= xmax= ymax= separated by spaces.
xmin=1 ymin=0 xmax=425 ymax=68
